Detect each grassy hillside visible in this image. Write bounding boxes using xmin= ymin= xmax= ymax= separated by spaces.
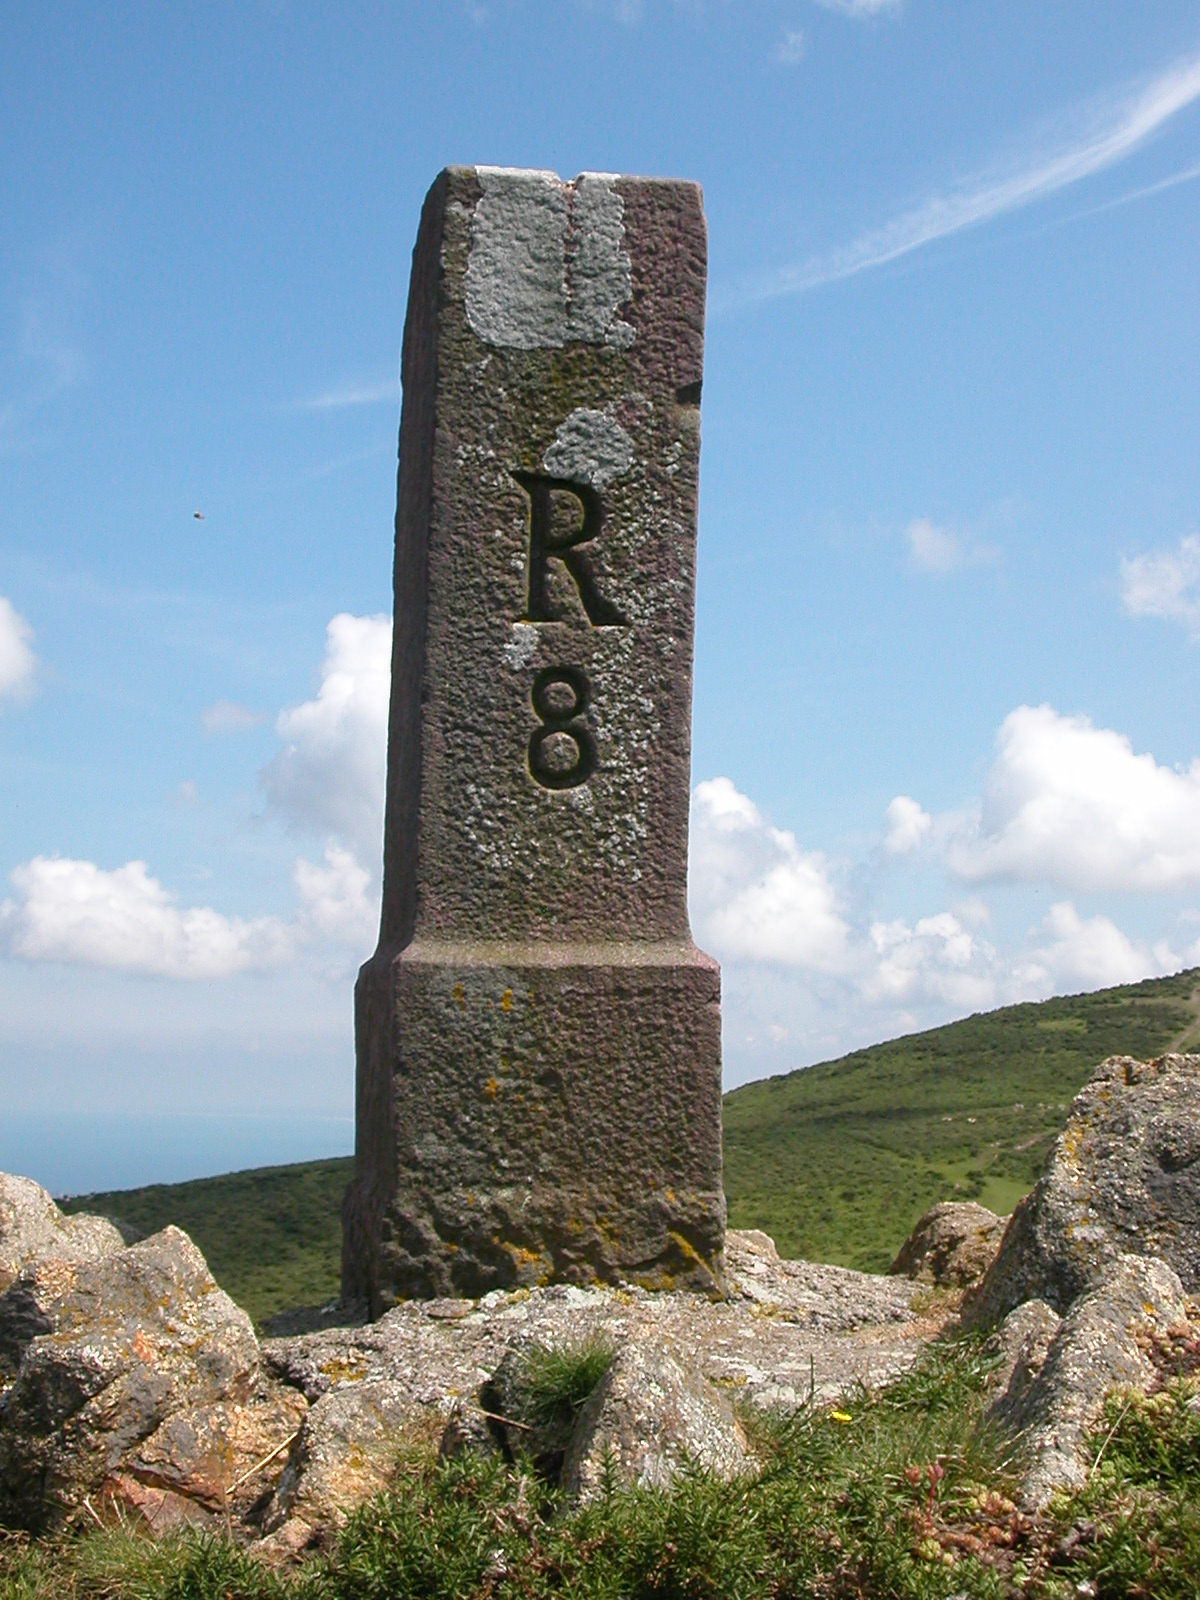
xmin=724 ymin=967 xmax=1200 ymax=1272
xmin=63 ymin=969 xmax=1200 ymax=1321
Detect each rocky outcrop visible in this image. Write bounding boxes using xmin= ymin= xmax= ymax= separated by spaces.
xmin=985 ymin=1298 xmax=1061 ymax=1422
xmin=255 ymin=1230 xmax=942 ymax=1544
xmin=889 ymin=1201 xmax=1007 ymax=1289
xmin=0 ymin=1224 xmax=303 ymax=1532
xmin=966 ymin=1054 xmax=1200 ymax=1328
xmin=986 ymin=1254 xmax=1190 ymax=1506
xmin=562 ymin=1342 xmax=749 ymax=1502
xmin=0 ymin=1174 xmax=124 ymax=1293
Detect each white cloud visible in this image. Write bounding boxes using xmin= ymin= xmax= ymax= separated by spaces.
xmin=884 ymin=795 xmax=932 ymax=854
xmin=948 ymin=704 xmax=1200 ymax=893
xmin=0 ymin=613 xmax=392 ymax=985
xmin=739 ymin=50 xmax=1200 ymax=301
xmin=811 ymin=0 xmax=900 ymax=15
xmin=0 ymin=857 xmax=292 ymax=980
xmin=1120 ymin=535 xmax=1200 ymax=634
xmin=1019 ymin=901 xmax=1157 ymax=994
xmin=0 ymin=596 xmax=36 ymax=700
xmin=690 ymin=778 xmax=852 ymax=970
xmin=293 ymin=844 xmax=376 ymax=948
xmin=865 ymin=912 xmax=995 ymax=1009
xmin=260 ymin=613 xmax=392 ymax=866
xmin=688 ymin=770 xmax=1199 ymax=1084
xmin=203 ymin=700 xmax=268 ymax=734
xmin=775 ymin=28 xmax=806 ymax=65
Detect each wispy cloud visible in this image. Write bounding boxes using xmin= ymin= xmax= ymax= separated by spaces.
xmin=905 ymin=517 xmax=995 ymax=574
xmin=1121 ymin=535 xmax=1200 ymax=635
xmin=811 ymin=0 xmax=900 ymax=17
xmin=736 ymin=50 xmax=1200 ymax=303
xmin=775 ymin=28 xmax=806 ymax=65
xmin=0 ymin=247 xmax=88 ymax=456
xmin=0 ymin=596 xmax=37 ymax=702
xmin=294 ymin=378 xmax=398 ymax=412
xmin=202 ymin=700 xmax=268 ymax=735
xmin=1063 ymin=156 xmax=1200 ymax=226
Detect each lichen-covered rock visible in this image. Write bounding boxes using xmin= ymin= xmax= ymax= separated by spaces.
xmin=723 ymin=1228 xmax=921 ymax=1327
xmin=889 ymin=1201 xmax=1007 ymax=1289
xmin=0 ymin=1173 xmax=124 ymax=1293
xmin=125 ymin=1384 xmax=307 ymax=1512
xmin=562 ymin=1342 xmax=749 ymax=1502
xmin=966 ymin=1054 xmax=1200 ymax=1327
xmin=983 ymin=1298 xmax=1061 ymax=1435
xmin=0 ymin=1226 xmax=269 ymax=1530
xmin=263 ymin=1378 xmax=433 ymax=1548
xmin=987 ymin=1254 xmax=1187 ymax=1505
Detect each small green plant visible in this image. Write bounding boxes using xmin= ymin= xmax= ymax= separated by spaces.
xmin=514 ymin=1334 xmax=617 ymax=1432
xmin=1033 ymin=1381 xmax=1200 ymax=1599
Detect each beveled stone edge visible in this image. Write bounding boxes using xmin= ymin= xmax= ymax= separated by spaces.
xmin=392 ymin=937 xmax=719 ymax=971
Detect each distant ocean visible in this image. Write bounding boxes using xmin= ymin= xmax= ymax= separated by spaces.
xmin=3 ymin=1113 xmax=355 ymax=1197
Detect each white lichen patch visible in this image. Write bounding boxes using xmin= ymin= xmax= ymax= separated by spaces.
xmin=502 ymin=622 xmax=540 ymax=671
xmin=542 ymin=409 xmax=634 ymax=489
xmin=464 ymin=169 xmax=634 ymax=350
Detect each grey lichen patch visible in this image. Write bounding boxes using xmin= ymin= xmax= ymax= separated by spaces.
xmin=567 ymin=174 xmax=634 ymax=348
xmin=464 ymin=169 xmax=634 ymax=351
xmin=542 ymin=409 xmax=634 ymax=490
xmin=503 ymin=622 xmax=540 ymax=671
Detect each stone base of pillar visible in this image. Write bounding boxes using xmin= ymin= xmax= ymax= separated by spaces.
xmin=342 ymin=939 xmax=725 ymax=1311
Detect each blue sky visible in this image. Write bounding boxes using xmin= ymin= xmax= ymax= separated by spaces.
xmin=5 ymin=2 xmax=1200 ymax=1190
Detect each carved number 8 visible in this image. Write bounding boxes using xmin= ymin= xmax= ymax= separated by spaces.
xmin=528 ymin=667 xmax=597 ymax=790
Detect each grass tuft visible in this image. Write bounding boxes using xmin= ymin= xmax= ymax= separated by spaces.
xmin=514 ymin=1334 xmax=617 ymax=1432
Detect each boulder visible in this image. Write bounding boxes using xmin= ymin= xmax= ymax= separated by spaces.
xmin=0 ymin=1173 xmax=124 ymax=1293
xmin=889 ymin=1201 xmax=1007 ymax=1289
xmin=0 ymin=1224 xmax=298 ymax=1531
xmin=987 ymin=1254 xmax=1188 ymax=1505
xmin=966 ymin=1054 xmax=1200 ymax=1327
xmin=561 ymin=1342 xmax=750 ymax=1502
xmin=262 ymin=1377 xmax=430 ymax=1550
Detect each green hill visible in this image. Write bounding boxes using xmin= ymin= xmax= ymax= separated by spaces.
xmin=63 ymin=969 xmax=1200 ymax=1322
xmin=724 ymin=967 xmax=1200 ymax=1272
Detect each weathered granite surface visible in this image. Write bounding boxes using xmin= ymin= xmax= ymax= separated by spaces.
xmin=345 ymin=166 xmax=723 ymax=1308
xmin=987 ymin=1254 xmax=1190 ymax=1506
xmin=889 ymin=1201 xmax=1007 ymax=1289
xmin=0 ymin=1173 xmax=124 ymax=1293
xmin=966 ymin=1053 xmax=1200 ymax=1327
xmin=0 ymin=1224 xmax=302 ymax=1532
xmin=259 ymin=1227 xmax=941 ymax=1548
xmin=563 ymin=1341 xmax=750 ymax=1502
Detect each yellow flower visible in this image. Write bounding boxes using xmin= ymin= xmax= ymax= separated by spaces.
xmin=828 ymin=1409 xmax=853 ymax=1424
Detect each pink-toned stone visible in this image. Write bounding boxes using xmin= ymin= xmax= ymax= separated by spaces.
xmin=343 ymin=168 xmax=723 ymax=1310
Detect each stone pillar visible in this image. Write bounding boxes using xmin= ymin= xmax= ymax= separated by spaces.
xmin=342 ymin=167 xmax=724 ymax=1311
